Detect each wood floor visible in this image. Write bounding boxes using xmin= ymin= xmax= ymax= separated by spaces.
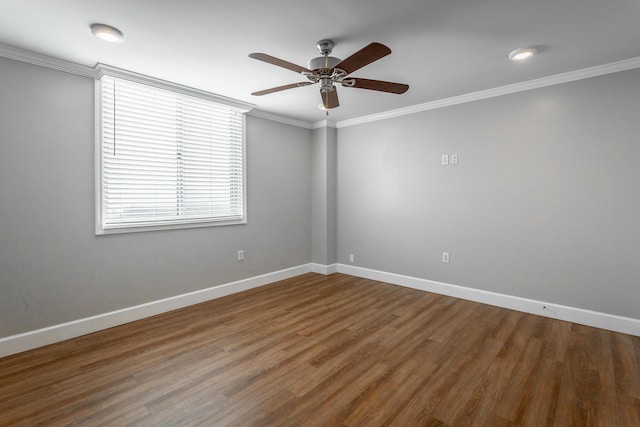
xmin=1 ymin=273 xmax=639 ymax=426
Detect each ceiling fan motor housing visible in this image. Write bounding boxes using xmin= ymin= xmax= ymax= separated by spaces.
xmin=307 ymin=56 xmax=341 ymax=71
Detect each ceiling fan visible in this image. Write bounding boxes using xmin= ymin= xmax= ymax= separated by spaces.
xmin=249 ymin=39 xmax=409 ymax=112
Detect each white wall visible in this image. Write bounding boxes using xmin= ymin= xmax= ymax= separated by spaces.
xmin=337 ymin=68 xmax=640 ymax=320
xmin=0 ymin=57 xmax=312 ymax=338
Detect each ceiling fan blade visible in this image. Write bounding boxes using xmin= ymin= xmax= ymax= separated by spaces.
xmin=343 ymin=78 xmax=409 ymax=94
xmin=332 ymin=42 xmax=391 ymax=75
xmin=321 ymin=88 xmax=339 ymax=109
xmin=252 ymin=82 xmax=313 ymax=96
xmin=249 ymin=53 xmax=312 ymax=74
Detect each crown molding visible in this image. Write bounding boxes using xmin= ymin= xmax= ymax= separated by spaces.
xmin=0 ymin=43 xmax=253 ymax=112
xmin=3 ymin=42 xmax=640 ymax=130
xmin=337 ymin=56 xmax=640 ymax=128
xmin=311 ymin=119 xmax=337 ymax=129
xmin=94 ymin=64 xmax=254 ymax=112
xmin=0 ymin=43 xmax=96 ymax=78
xmin=248 ymin=109 xmax=314 ymax=129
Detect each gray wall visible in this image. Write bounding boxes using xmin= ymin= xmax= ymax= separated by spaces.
xmin=327 ymin=126 xmax=337 ymax=265
xmin=0 ymin=57 xmax=312 ymax=337
xmin=337 ymin=68 xmax=640 ymax=319
xmin=2 ymin=53 xmax=639 ymax=339
xmin=311 ymin=126 xmax=337 ymax=265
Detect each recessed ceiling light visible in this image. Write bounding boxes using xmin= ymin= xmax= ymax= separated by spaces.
xmin=508 ymin=47 xmax=537 ymax=62
xmin=90 ymin=23 xmax=124 ymax=44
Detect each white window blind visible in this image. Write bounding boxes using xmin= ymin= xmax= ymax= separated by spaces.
xmin=98 ymin=75 xmax=245 ymax=232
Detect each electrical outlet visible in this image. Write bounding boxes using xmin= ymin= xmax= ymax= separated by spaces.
xmin=451 ymin=154 xmax=458 ymax=165
xmin=441 ymin=154 xmax=449 ymax=165
xmin=349 ymin=254 xmax=355 ymax=263
xmin=237 ymin=250 xmax=244 ymax=261
xmin=442 ymin=252 xmax=449 ymax=263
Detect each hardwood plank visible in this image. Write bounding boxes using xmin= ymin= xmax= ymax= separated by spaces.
xmin=1 ymin=272 xmax=639 ymax=426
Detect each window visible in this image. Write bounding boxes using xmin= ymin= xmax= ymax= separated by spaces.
xmin=96 ymin=74 xmax=246 ymax=233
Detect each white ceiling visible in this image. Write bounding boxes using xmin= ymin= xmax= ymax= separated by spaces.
xmin=2 ymin=0 xmax=640 ymax=124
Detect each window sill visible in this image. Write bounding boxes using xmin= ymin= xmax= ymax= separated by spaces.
xmin=96 ymin=217 xmax=247 ymax=235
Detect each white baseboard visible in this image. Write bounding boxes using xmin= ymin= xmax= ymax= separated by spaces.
xmin=311 ymin=263 xmax=338 ymax=275
xmin=0 ymin=264 xmax=312 ymax=358
xmin=3 ymin=263 xmax=638 ymax=358
xmin=337 ymin=264 xmax=640 ymax=337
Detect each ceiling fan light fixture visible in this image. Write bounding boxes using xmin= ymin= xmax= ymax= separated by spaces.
xmin=508 ymin=47 xmax=536 ymax=62
xmin=90 ymin=23 xmax=124 ymax=44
